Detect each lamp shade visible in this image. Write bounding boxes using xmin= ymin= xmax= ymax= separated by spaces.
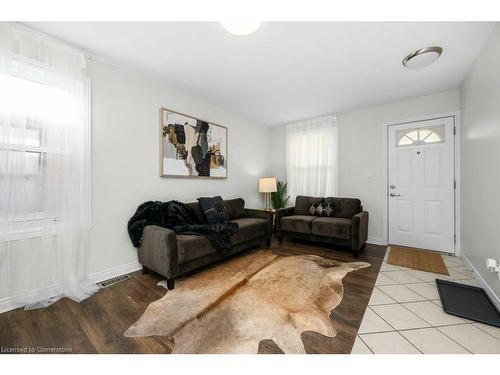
xmin=259 ymin=177 xmax=277 ymax=193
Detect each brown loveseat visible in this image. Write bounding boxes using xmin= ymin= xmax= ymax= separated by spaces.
xmin=138 ymin=198 xmax=273 ymax=289
xmin=276 ymin=195 xmax=369 ymax=257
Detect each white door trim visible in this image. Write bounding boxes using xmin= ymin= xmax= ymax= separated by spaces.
xmin=381 ymin=111 xmax=461 ymax=256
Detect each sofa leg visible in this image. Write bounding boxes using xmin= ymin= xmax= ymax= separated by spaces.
xmin=142 ymin=266 xmax=151 ymax=275
xmin=353 ymin=249 xmax=360 ymax=258
xmin=166 ymin=278 xmax=175 ymax=290
xmin=266 ymin=239 xmax=271 ymax=247
xmin=278 ymin=235 xmax=283 ymax=243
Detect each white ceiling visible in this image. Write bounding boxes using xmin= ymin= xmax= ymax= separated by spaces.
xmin=27 ymin=22 xmax=494 ymax=126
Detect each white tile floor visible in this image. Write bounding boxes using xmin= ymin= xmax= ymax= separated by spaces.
xmin=352 ymin=247 xmax=500 ymax=354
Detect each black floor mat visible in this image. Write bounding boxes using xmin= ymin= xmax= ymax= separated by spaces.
xmin=436 ymin=279 xmax=500 ymax=328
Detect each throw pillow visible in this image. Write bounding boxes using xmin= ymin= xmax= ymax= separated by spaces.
xmin=224 ymin=198 xmax=245 ymax=220
xmin=321 ymin=202 xmax=335 ymax=217
xmin=197 ymin=196 xmax=230 ymax=224
xmin=308 ymin=203 xmax=334 ymax=217
xmin=309 ymin=203 xmax=319 ymax=215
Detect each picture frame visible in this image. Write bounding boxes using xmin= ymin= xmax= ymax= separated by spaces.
xmin=159 ymin=107 xmax=228 ymax=178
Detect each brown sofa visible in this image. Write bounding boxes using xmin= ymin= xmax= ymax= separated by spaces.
xmin=276 ymin=195 xmax=369 ymax=257
xmin=138 ymin=198 xmax=273 ymax=289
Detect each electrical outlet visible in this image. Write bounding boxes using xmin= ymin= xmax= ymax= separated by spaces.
xmin=486 ymin=258 xmax=499 ymax=272
xmin=486 ymin=258 xmax=500 ymax=280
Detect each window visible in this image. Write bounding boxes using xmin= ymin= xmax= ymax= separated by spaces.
xmin=0 ymin=73 xmax=70 ymax=223
xmin=0 ymin=25 xmax=90 ymax=234
xmin=396 ymin=125 xmax=444 ymax=147
xmin=286 ymin=116 xmax=338 ymax=199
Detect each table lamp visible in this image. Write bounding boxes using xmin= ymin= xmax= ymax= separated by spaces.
xmin=259 ymin=177 xmax=277 ymax=211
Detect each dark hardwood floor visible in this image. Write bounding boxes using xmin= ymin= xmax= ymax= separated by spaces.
xmin=0 ymin=239 xmax=385 ymax=354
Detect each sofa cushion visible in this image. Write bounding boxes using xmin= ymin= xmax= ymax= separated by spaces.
xmin=230 ymin=217 xmax=269 ymax=245
xmin=295 ymin=195 xmax=324 ymax=215
xmin=280 ymin=215 xmax=317 ymax=234
xmin=324 ymin=197 xmax=361 ymax=219
xmin=197 ymin=196 xmax=229 ymax=223
xmin=177 ymin=234 xmax=218 ymax=264
xmin=312 ymin=217 xmax=352 ymax=239
xmin=224 ymin=198 xmax=245 ymax=220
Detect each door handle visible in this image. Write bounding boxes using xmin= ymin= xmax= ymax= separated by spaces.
xmin=390 ymin=193 xmax=401 ymax=197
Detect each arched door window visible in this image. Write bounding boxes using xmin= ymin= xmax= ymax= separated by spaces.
xmin=396 ymin=125 xmax=444 ymax=147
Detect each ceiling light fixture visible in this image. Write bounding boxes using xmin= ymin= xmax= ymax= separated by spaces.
xmin=221 ymin=21 xmax=262 ymax=36
xmin=403 ymin=46 xmax=443 ymax=69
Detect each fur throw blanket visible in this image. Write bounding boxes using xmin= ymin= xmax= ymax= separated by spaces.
xmin=127 ymin=200 xmax=239 ymax=250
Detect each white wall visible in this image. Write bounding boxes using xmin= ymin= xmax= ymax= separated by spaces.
xmin=460 ymin=24 xmax=500 ymax=300
xmin=270 ymin=89 xmax=460 ymax=243
xmin=87 ymin=60 xmax=271 ymax=275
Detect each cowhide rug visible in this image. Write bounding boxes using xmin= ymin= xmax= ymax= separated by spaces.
xmin=125 ymin=250 xmax=370 ymax=353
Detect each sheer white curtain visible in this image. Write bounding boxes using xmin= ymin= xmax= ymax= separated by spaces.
xmin=286 ymin=115 xmax=338 ymax=201
xmin=0 ymin=23 xmax=96 ymax=309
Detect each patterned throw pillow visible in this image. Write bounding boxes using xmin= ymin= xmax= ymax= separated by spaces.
xmin=197 ymin=196 xmax=230 ymax=224
xmin=308 ymin=203 xmax=334 ymax=217
xmin=309 ymin=203 xmax=319 ymax=216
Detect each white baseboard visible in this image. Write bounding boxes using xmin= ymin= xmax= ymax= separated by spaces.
xmin=0 ymin=283 xmax=62 ymax=314
xmin=462 ymin=253 xmax=500 ymax=311
xmin=88 ymin=261 xmax=142 ymax=284
xmin=0 ymin=261 xmax=143 ymax=314
xmin=0 ymin=297 xmax=22 ymax=314
xmin=367 ymin=236 xmax=386 ymax=246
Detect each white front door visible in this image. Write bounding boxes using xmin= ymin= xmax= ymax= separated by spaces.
xmin=388 ymin=117 xmax=455 ymax=253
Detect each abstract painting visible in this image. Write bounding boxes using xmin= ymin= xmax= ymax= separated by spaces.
xmin=159 ymin=108 xmax=227 ymax=178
